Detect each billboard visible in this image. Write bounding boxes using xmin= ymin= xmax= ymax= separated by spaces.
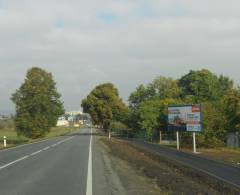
xmin=168 ymin=104 xmax=202 ymax=132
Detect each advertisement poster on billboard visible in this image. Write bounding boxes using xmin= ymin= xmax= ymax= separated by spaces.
xmin=168 ymin=104 xmax=202 ymax=132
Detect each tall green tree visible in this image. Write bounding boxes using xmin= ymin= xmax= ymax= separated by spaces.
xmin=128 ymin=84 xmax=150 ymax=129
xmin=218 ymin=75 xmax=234 ymax=96
xmin=128 ymin=77 xmax=181 ymax=130
xmin=138 ymin=98 xmax=181 ymax=140
xmin=178 ymin=69 xmax=222 ymax=102
xmin=81 ymin=83 xmax=129 ymax=129
xmin=127 ymin=68 xmax=240 ymax=146
xmin=11 ymin=67 xmax=64 ymax=139
xmin=128 ymin=84 xmax=153 ymax=110
xmin=148 ymin=76 xmax=181 ymax=100
xmin=221 ymin=88 xmax=240 ymax=133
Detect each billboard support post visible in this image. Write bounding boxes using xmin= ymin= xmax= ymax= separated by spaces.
xmin=108 ymin=130 xmax=111 ymax=140
xmin=176 ymin=131 xmax=179 ymax=150
xmin=193 ymin=132 xmax=196 ymax=153
xmin=168 ymin=104 xmax=202 ymax=152
xmin=159 ymin=131 xmax=162 ymax=144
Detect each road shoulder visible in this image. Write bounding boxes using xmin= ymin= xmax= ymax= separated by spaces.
xmin=102 ymin=137 xmax=239 ymax=194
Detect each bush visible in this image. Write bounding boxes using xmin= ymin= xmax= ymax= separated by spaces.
xmin=110 ymin=121 xmax=128 ymax=131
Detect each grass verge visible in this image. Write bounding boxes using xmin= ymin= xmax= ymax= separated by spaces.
xmin=158 ymin=142 xmax=240 ymax=167
xmin=103 ymin=137 xmax=240 ymax=195
xmin=0 ymin=126 xmax=77 ymax=150
xmin=175 ymin=147 xmax=240 ymax=167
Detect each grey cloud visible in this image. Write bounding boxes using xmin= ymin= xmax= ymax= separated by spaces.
xmin=0 ymin=0 xmax=240 ymax=113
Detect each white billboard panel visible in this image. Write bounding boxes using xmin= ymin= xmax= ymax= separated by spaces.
xmin=168 ymin=104 xmax=202 ymax=132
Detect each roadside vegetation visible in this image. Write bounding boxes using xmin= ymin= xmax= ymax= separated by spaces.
xmin=0 ymin=119 xmax=75 ymax=149
xmin=81 ymin=83 xmax=129 ymax=130
xmin=82 ymin=69 xmax=240 ymax=150
xmin=0 ymin=67 xmax=74 ymax=149
xmin=182 ymin=147 xmax=240 ymax=167
xmin=11 ymin=67 xmax=64 ymax=139
xmin=103 ymin=138 xmax=238 ymax=195
xmin=128 ymin=69 xmax=240 ymax=148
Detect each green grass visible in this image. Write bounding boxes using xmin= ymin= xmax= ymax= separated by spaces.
xmin=43 ymin=126 xmax=77 ymax=139
xmin=158 ymin=141 xmax=240 ymax=166
xmin=0 ymin=129 xmax=28 ymax=148
xmin=197 ymin=147 xmax=240 ymax=166
xmin=0 ymin=126 xmax=77 ymax=150
xmin=180 ymin=147 xmax=240 ymax=166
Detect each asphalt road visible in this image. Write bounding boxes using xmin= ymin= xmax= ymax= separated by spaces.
xmin=128 ymin=139 xmax=240 ymax=190
xmin=3 ymin=128 xmax=239 ymax=195
xmin=0 ymin=128 xmax=119 ymax=195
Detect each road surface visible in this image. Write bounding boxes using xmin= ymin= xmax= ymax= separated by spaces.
xmin=1 ymin=128 xmax=239 ymax=195
xmin=0 ymin=128 xmax=126 ymax=195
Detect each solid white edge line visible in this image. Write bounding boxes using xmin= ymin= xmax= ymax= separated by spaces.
xmin=86 ymin=128 xmax=93 ymax=195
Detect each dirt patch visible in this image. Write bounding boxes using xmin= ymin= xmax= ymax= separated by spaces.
xmin=102 ymin=138 xmax=234 ymax=195
xmin=97 ymin=136 xmax=161 ymax=195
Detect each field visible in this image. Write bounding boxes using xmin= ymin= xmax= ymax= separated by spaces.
xmin=0 ymin=123 xmax=76 ymax=150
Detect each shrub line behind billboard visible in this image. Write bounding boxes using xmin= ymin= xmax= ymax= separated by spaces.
xmin=168 ymin=104 xmax=202 ymax=132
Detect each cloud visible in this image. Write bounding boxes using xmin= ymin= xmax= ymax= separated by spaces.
xmin=97 ymin=12 xmax=120 ymax=24
xmin=0 ymin=0 xmax=240 ymax=113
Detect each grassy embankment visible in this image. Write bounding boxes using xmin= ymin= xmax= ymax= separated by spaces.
xmin=159 ymin=142 xmax=240 ymax=167
xmin=104 ymin=138 xmax=240 ymax=194
xmin=0 ymin=120 xmax=77 ymax=149
xmin=114 ymin=129 xmax=240 ymax=166
xmin=182 ymin=147 xmax=240 ymax=167
xmin=103 ymin=138 xmax=233 ymax=195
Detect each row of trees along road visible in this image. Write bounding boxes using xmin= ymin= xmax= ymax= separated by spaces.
xmin=12 ymin=67 xmax=64 ymax=139
xmin=82 ymin=69 xmax=240 ymax=147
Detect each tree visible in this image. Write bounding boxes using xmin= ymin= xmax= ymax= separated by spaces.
xmin=221 ymin=88 xmax=240 ymax=133
xmin=138 ymin=98 xmax=181 ymax=141
xmin=148 ymin=76 xmax=181 ymax=100
xmin=129 ymin=84 xmax=151 ymax=110
xmin=178 ymin=69 xmax=222 ymax=102
xmin=11 ymin=67 xmax=64 ymax=139
xmin=128 ymin=77 xmax=181 ymax=131
xmin=197 ymin=101 xmax=226 ymax=147
xmin=128 ymin=84 xmax=156 ymax=130
xmin=81 ymin=83 xmax=129 ymax=129
xmin=127 ymin=68 xmax=240 ymax=147
xmin=218 ymin=75 xmax=234 ymax=96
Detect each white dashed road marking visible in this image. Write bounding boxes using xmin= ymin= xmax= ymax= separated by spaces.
xmin=0 ymin=136 xmax=74 ymax=171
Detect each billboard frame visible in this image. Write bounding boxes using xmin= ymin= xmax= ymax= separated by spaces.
xmin=168 ymin=104 xmax=203 ymax=132
xmin=168 ymin=104 xmax=202 ymax=153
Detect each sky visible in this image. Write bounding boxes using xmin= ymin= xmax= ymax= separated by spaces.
xmin=0 ymin=0 xmax=240 ymax=114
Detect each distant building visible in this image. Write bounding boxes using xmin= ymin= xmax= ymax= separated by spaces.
xmin=65 ymin=111 xmax=83 ymax=116
xmin=0 ymin=115 xmax=10 ymax=120
xmin=57 ymin=111 xmax=92 ymax=127
xmin=57 ymin=117 xmax=69 ymax=127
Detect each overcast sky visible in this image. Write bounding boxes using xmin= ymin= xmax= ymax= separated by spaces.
xmin=0 ymin=0 xmax=240 ymax=114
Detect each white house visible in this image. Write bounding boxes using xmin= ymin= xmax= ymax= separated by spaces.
xmin=57 ymin=117 xmax=69 ymax=127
